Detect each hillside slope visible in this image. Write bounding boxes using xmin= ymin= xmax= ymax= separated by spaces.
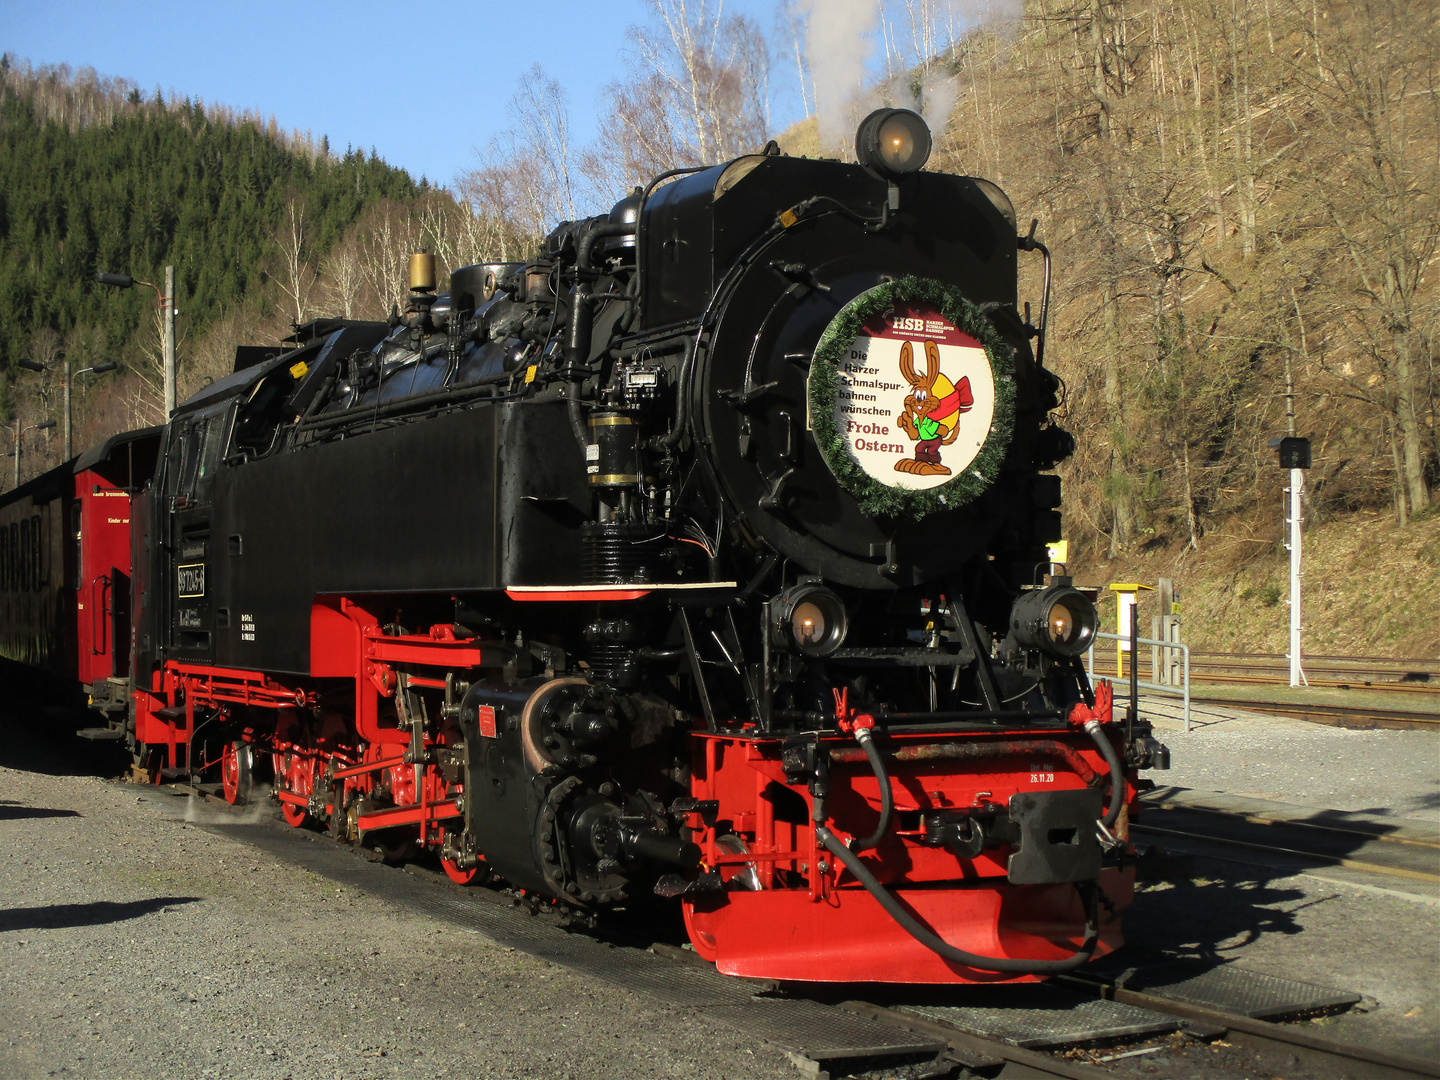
xmin=0 ymin=57 xmax=421 ymax=437
xmin=1081 ymin=509 xmax=1440 ymax=659
xmin=905 ymin=0 xmax=1439 ymax=554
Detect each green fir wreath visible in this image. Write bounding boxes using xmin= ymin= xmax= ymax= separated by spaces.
xmin=808 ymin=276 xmax=1016 ymax=520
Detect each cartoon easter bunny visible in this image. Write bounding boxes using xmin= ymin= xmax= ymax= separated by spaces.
xmin=895 ymin=340 xmax=973 ymax=476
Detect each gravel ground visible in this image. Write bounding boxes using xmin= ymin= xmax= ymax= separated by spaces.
xmin=1125 ymin=862 xmax=1440 ymax=1064
xmin=0 ymin=733 xmax=791 ymax=1080
xmin=1139 ymin=696 xmax=1440 ymax=821
xmin=3 ymin=706 xmax=1436 ymax=1080
xmin=1118 ymin=696 xmax=1440 ymax=1065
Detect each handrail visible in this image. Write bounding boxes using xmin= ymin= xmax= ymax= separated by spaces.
xmin=1087 ymin=631 xmax=1191 ymax=732
xmin=90 ymin=573 xmax=110 ymax=656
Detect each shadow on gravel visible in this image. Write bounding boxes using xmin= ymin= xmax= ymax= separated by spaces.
xmin=0 ymin=805 xmax=81 ymax=820
xmin=1347 ymin=789 xmax=1440 ymax=818
xmin=0 ymin=896 xmax=201 ymax=932
xmin=1124 ymin=876 xmax=1317 ymax=960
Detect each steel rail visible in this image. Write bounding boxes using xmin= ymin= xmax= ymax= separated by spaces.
xmin=1057 ymin=976 xmax=1440 ymax=1080
xmin=1130 ymin=821 xmax=1440 ymax=884
xmin=836 ymin=1000 xmax=1109 ymax=1079
xmin=1189 ymin=694 xmax=1440 ymax=730
xmin=1189 ymin=671 xmax=1440 ymax=694
xmin=1103 ymin=651 xmax=1440 ymax=689
xmin=1195 ymin=649 xmax=1440 ymax=666
xmin=1142 ymin=799 xmax=1440 ymax=851
xmin=845 ymin=987 xmax=1440 ymax=1080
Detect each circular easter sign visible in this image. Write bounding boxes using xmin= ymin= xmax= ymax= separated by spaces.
xmin=808 ymin=278 xmax=1016 ymax=519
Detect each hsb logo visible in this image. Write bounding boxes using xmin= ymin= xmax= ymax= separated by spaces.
xmin=892 ymin=316 xmax=926 ymax=332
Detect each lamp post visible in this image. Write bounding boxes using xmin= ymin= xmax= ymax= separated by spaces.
xmin=2 ymin=419 xmax=58 ymax=490
xmin=17 ymin=354 xmax=117 ymax=460
xmin=97 ymin=267 xmax=176 ymax=418
xmin=64 ymin=359 xmax=118 ymax=459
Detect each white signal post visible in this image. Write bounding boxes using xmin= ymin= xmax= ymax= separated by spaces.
xmin=163 ymin=266 xmax=176 ymax=418
xmin=1286 ymin=464 xmax=1305 ymax=688
xmin=1272 ymin=435 xmax=1311 ymax=688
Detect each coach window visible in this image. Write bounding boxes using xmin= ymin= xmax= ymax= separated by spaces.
xmin=69 ymin=501 xmax=81 ymax=591
xmin=19 ymin=517 xmax=29 ymax=592
xmin=33 ymin=513 xmax=44 ymax=588
xmin=195 ymin=407 xmax=229 ymax=490
xmin=164 ymin=420 xmax=196 ymax=500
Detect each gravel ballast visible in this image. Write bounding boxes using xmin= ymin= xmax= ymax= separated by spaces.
xmin=3 ymin=704 xmax=1437 ymax=1078
xmin=0 ymin=756 xmax=790 ymax=1080
xmin=1140 ymin=696 xmax=1440 ymax=821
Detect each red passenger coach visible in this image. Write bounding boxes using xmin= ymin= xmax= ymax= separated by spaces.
xmin=0 ymin=427 xmax=160 ymax=713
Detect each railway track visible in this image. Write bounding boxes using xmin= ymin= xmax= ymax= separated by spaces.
xmin=1097 ymin=649 xmax=1440 ymax=697
xmin=1132 ymin=787 xmax=1440 ymax=888
xmin=167 ymin=779 xmax=1438 ymax=1079
xmin=1189 ymin=694 xmax=1440 ymax=731
xmin=1190 ymin=671 xmax=1440 ymax=696
xmin=844 ymin=984 xmax=1440 ymax=1079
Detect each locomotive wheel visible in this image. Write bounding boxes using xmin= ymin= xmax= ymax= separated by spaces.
xmin=280 ymin=800 xmax=308 ymax=827
xmin=221 ymin=742 xmax=253 ymax=806
xmin=440 ymin=856 xmax=481 ymax=886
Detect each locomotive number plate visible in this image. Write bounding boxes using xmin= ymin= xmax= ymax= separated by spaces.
xmin=177 ymin=563 xmax=206 ymax=598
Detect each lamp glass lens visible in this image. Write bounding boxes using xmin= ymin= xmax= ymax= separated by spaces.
xmin=1047 ymin=602 xmax=1075 ymax=644
xmin=791 ymin=602 xmax=827 ymax=648
xmin=877 ymin=113 xmax=925 ymax=172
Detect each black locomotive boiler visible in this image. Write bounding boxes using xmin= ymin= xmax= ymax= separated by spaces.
xmin=26 ymin=109 xmax=1171 ymax=983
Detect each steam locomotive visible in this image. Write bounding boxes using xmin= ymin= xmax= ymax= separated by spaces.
xmin=5 ymin=109 xmax=1170 ymax=983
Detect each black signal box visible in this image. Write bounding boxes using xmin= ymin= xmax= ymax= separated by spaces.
xmin=1268 ymin=436 xmax=1311 ymax=469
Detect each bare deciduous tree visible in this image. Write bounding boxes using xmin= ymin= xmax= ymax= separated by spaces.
xmin=587 ymin=0 xmax=772 ymax=192
xmin=321 ymin=235 xmax=367 ymax=320
xmin=1288 ymin=0 xmax=1439 ymax=516
xmin=272 ymin=199 xmax=318 ymax=326
xmin=354 ymin=201 xmax=425 ymax=317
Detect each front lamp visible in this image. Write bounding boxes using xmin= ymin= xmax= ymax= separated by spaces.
xmin=1009 ymin=584 xmax=1097 ymax=658
xmin=772 ymin=584 xmax=849 ymax=658
xmin=855 ymin=108 xmax=932 ymax=178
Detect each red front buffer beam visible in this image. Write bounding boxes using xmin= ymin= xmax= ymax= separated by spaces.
xmin=806 ymin=732 xmax=1101 ymax=977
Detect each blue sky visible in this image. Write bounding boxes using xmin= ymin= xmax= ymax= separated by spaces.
xmin=3 ymin=0 xmax=806 ymax=188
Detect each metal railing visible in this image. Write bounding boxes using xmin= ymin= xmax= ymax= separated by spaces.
xmin=1087 ymin=631 xmax=1192 ymax=732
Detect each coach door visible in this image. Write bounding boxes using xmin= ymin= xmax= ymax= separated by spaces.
xmin=74 ymin=482 xmax=134 ymax=682
xmin=163 ymin=404 xmax=230 ymax=664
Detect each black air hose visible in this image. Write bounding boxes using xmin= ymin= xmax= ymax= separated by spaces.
xmin=566 ymin=381 xmax=589 ymax=455
xmin=562 ymin=220 xmax=638 ymax=454
xmin=848 ymin=729 xmax=893 ymax=853
xmin=815 ymin=825 xmax=1099 ymax=974
xmin=1082 ymin=719 xmax=1126 ymax=829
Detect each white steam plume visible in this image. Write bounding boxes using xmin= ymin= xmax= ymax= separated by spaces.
xmin=801 ymin=0 xmax=1025 ymax=156
xmin=805 ymin=0 xmax=882 ymax=155
xmin=917 ymin=68 xmax=960 ymax=135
